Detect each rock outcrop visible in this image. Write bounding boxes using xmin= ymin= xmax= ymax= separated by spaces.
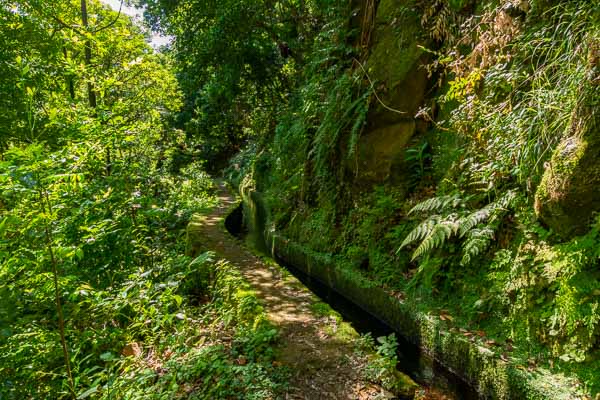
xmin=535 ymin=82 xmax=600 ymax=238
xmin=354 ymin=0 xmax=429 ymax=185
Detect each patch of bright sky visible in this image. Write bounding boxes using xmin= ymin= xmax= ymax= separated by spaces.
xmin=99 ymin=0 xmax=172 ymax=49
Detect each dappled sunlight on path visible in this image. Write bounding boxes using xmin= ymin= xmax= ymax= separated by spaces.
xmin=191 ymin=182 xmax=399 ymax=400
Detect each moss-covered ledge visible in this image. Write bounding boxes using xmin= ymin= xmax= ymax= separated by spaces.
xmin=239 ymin=185 xmax=588 ymax=400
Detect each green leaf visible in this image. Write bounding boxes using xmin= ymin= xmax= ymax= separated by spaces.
xmin=77 ymin=386 xmax=99 ymax=399
xmin=189 ymin=251 xmax=214 ymax=267
xmin=100 ymin=352 xmax=116 ymax=361
xmin=0 ymin=216 xmax=11 ymax=235
xmin=173 ymin=294 xmax=183 ymax=307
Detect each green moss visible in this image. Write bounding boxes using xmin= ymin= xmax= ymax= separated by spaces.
xmin=366 ymin=0 xmax=428 ymax=124
xmin=369 ymin=11 xmax=421 ymax=86
xmin=239 ymin=186 xmax=592 ymax=399
xmin=534 ymin=82 xmax=600 ymax=239
xmin=323 ymin=320 xmax=358 ymax=342
xmin=309 ymin=301 xmax=335 ymax=318
xmin=354 ymin=121 xmax=416 ymax=184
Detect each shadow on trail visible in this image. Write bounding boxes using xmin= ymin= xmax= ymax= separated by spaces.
xmin=225 ymin=198 xmax=480 ymax=400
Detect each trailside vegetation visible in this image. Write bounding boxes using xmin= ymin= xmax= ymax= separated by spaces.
xmin=2 ymin=0 xmax=600 ymax=398
xmin=0 ymin=1 xmax=285 ymax=399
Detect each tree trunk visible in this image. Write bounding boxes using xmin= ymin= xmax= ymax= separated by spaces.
xmin=80 ymin=0 xmax=97 ymax=108
xmin=62 ymin=48 xmax=76 ymax=100
xmin=81 ymin=0 xmax=112 ymax=175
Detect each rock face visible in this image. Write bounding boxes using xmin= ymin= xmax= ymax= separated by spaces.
xmin=355 ymin=121 xmax=416 ymax=183
xmin=367 ymin=0 xmax=428 ymax=126
xmin=354 ymin=0 xmax=429 ymax=185
xmin=535 ymin=84 xmax=600 ymax=238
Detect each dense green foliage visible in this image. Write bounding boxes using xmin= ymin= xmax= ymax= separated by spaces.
xmin=2 ymin=0 xmax=599 ymax=397
xmin=205 ymin=0 xmax=600 ymax=396
xmin=0 ymin=1 xmax=286 ymax=398
xmin=138 ymin=0 xmax=359 ymax=168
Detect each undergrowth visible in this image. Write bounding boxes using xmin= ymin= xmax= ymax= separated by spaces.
xmin=97 ymin=259 xmax=285 ymax=400
xmin=0 ymin=143 xmax=284 ymax=399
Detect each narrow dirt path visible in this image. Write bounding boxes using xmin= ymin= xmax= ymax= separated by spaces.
xmin=191 ymin=182 xmax=404 ymax=400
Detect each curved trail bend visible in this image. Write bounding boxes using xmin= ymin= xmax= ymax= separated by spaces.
xmin=191 ymin=182 xmax=401 ymax=400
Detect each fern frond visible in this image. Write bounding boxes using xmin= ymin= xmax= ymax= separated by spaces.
xmin=411 ymin=217 xmax=458 ymax=260
xmin=498 ymin=190 xmax=517 ymax=209
xmin=408 ymin=194 xmax=462 ymax=215
xmin=460 ymin=227 xmax=494 ymax=266
xmin=401 ymin=190 xmax=517 ymax=263
xmin=398 ymin=215 xmax=441 ymax=251
xmin=458 ymin=190 xmax=517 ymax=237
xmin=458 ymin=207 xmax=492 ymax=237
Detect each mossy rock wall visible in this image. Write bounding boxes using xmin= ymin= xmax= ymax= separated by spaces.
xmin=354 ymin=121 xmax=416 ymax=184
xmin=353 ymin=0 xmax=429 ymax=186
xmin=367 ymin=0 xmax=427 ymax=124
xmin=239 ymin=185 xmax=587 ymax=400
xmin=535 ymin=84 xmax=600 ymax=239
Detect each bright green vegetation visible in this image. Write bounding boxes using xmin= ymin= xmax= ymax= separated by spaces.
xmin=0 ymin=1 xmax=285 ymax=399
xmin=101 ymin=258 xmax=287 ymax=400
xmin=2 ymin=0 xmax=599 ymax=398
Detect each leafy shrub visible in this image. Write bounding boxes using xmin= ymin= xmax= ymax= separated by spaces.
xmin=98 ymin=261 xmax=285 ymax=400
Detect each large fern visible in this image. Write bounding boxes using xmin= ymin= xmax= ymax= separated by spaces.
xmin=407 ymin=194 xmax=463 ymax=215
xmin=399 ymin=191 xmax=516 ymax=263
xmin=412 ymin=216 xmax=459 ymax=260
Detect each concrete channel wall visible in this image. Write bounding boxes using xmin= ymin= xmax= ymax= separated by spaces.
xmin=238 ymin=186 xmax=586 ymax=400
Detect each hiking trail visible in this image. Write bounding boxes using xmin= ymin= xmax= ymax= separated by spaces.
xmin=188 ymin=182 xmax=412 ymax=400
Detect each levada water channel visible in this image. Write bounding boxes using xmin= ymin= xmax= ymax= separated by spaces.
xmin=225 ymin=203 xmax=480 ymax=400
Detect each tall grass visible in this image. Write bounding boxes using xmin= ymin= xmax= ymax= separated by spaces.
xmin=443 ymin=1 xmax=597 ymax=194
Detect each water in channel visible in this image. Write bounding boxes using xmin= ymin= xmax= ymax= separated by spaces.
xmin=225 ymin=203 xmax=480 ymax=400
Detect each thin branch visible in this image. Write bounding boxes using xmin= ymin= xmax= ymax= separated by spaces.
xmin=40 ymin=189 xmax=76 ymax=400
xmin=50 ymin=15 xmax=85 ymax=37
xmin=94 ymin=0 xmax=124 ymax=33
xmin=352 ymin=57 xmax=406 ymax=115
